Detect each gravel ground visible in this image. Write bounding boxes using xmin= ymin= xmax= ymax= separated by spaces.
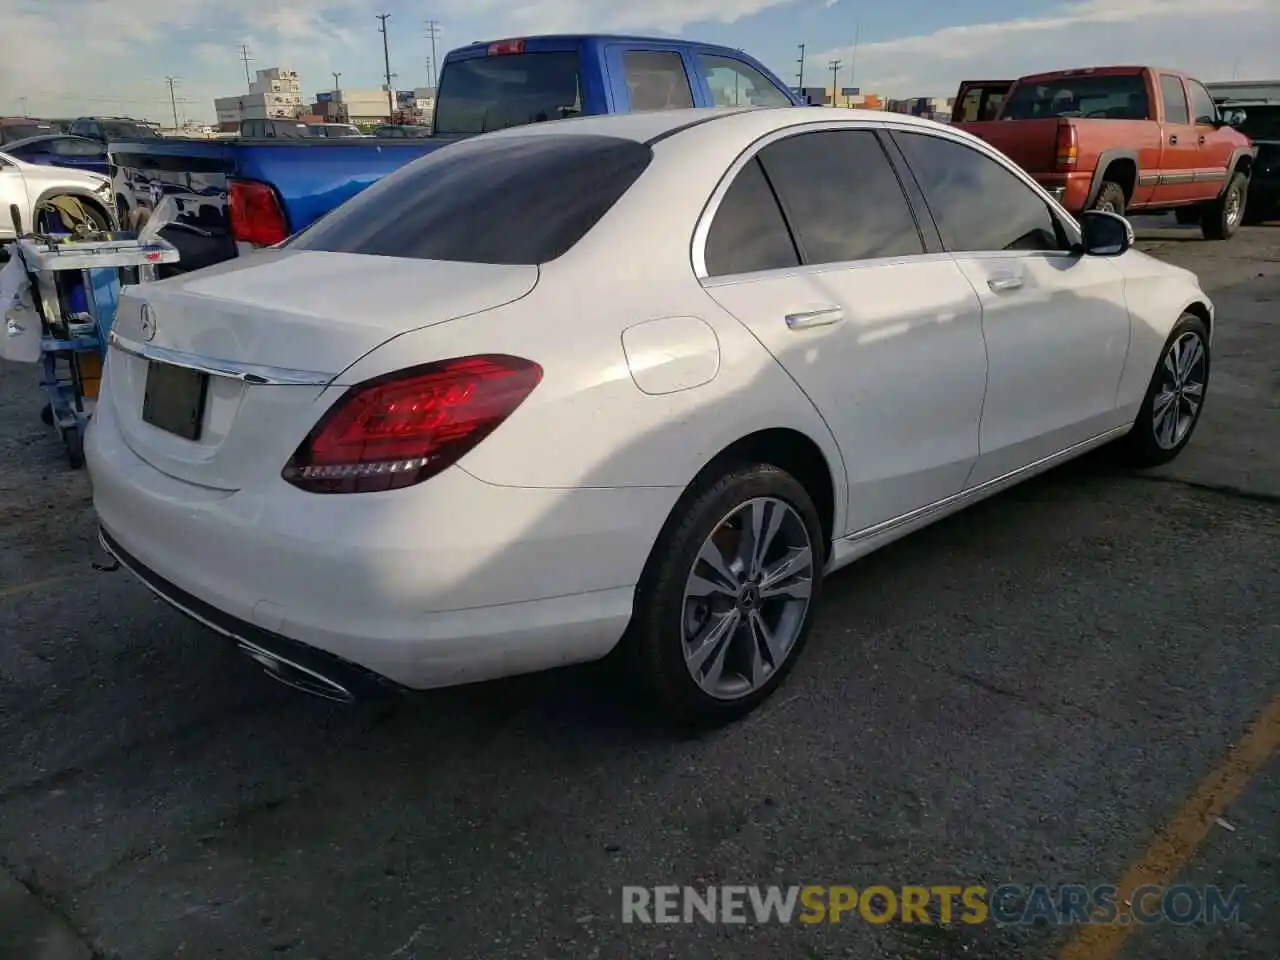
xmin=0 ymin=220 xmax=1277 ymax=960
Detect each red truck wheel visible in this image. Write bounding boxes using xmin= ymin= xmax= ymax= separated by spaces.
xmin=1092 ymin=182 xmax=1126 ymax=217
xmin=1202 ymin=172 xmax=1247 ymax=241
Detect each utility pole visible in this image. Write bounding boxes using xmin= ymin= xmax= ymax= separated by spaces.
xmin=424 ymin=20 xmax=442 ymax=89
xmin=849 ymin=22 xmax=860 ymax=94
xmin=239 ymin=44 xmax=253 ymax=90
xmin=796 ymin=43 xmax=806 ymax=93
xmin=377 ymin=13 xmax=395 ymax=121
xmin=165 ymin=76 xmax=180 ymax=130
xmin=331 ymin=72 xmax=344 ymax=122
xmin=829 ymin=59 xmax=842 ymax=107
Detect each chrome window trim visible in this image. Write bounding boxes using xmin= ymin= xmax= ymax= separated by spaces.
xmin=689 ymin=117 xmax=1084 ymax=284
xmin=107 ymin=330 xmax=335 ymax=386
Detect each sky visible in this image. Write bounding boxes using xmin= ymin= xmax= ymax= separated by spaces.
xmin=1 ymin=0 xmax=1276 ymax=124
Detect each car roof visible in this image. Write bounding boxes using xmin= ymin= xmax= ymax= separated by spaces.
xmin=473 ymin=105 xmax=946 ymax=147
xmin=1 ymin=133 xmax=93 ymax=149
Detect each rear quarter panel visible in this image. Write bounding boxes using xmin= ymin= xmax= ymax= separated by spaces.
xmin=327 ymin=271 xmax=848 ymax=534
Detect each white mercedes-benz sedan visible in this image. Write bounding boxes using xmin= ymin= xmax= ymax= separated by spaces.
xmin=87 ymin=106 xmax=1213 ymax=724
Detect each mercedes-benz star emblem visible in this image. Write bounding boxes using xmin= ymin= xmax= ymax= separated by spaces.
xmin=139 ymin=303 xmax=157 ymax=342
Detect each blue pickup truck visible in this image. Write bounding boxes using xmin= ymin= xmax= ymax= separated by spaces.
xmin=111 ymin=34 xmax=801 ymax=274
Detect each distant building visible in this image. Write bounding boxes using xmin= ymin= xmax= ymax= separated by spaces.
xmin=214 ymin=67 xmax=304 ymax=130
xmin=310 ymin=88 xmax=394 ymax=125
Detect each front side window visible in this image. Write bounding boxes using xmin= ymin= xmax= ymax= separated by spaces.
xmin=286 ymin=134 xmax=652 ymax=265
xmin=757 ymin=129 xmax=925 ymax=265
xmin=1161 ymin=75 xmax=1190 ymax=125
xmin=700 ymin=55 xmax=791 ymax=108
xmin=704 ymin=158 xmax=799 ymax=277
xmin=623 ymin=51 xmax=695 ymax=111
xmin=433 ymin=53 xmax=583 ymax=136
xmin=1187 ymin=80 xmax=1218 ymax=125
xmin=893 ymin=131 xmax=1068 ymax=253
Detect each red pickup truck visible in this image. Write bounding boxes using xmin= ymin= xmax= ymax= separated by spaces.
xmin=952 ymin=67 xmax=1257 ymax=240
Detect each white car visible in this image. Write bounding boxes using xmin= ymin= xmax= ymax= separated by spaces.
xmin=86 ymin=107 xmax=1213 ymax=724
xmin=0 ymin=151 xmax=114 ymax=238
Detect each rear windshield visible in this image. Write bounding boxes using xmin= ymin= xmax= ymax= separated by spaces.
xmin=1003 ymin=74 xmax=1150 ymax=120
xmin=285 ymin=133 xmax=652 ymax=265
xmin=432 ymin=52 xmax=582 ymax=137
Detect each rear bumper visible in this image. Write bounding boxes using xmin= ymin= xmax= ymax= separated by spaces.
xmin=85 ymin=393 xmax=677 ymax=691
xmin=1032 ymin=172 xmax=1092 ymax=213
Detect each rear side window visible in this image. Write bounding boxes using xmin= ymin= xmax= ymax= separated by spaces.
xmin=757 ymin=130 xmax=925 ymax=265
xmin=624 ymin=51 xmax=695 ymax=111
xmin=53 ymin=139 xmax=105 ymax=156
xmin=1161 ymin=75 xmax=1190 ymax=124
xmin=704 ymin=158 xmax=799 ymax=277
xmin=433 ymin=53 xmax=583 ymax=136
xmin=894 ymin=131 xmax=1067 ymax=253
xmin=286 ymin=134 xmax=652 ymax=265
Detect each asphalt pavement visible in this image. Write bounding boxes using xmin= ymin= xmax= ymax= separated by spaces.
xmin=0 ymin=220 xmax=1277 ymax=960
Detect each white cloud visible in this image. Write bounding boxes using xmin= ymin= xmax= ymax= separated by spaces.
xmin=2 ymin=0 xmax=1276 ymax=121
xmin=814 ymin=0 xmax=1280 ymax=98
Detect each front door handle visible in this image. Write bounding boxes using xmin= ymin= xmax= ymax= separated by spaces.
xmin=988 ymin=276 xmax=1024 ymax=293
xmin=1198 ymin=135 xmax=1207 ymax=145
xmin=1169 ymin=134 xmax=1179 ymax=145
xmin=785 ymin=306 xmax=844 ymax=330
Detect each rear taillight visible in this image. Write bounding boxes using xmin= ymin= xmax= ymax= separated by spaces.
xmin=228 ymin=178 xmax=289 ymax=246
xmin=1055 ymin=121 xmax=1079 ymax=169
xmin=282 ymin=355 xmax=543 ymax=494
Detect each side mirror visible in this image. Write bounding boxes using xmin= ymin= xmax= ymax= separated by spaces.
xmin=1222 ymin=108 xmax=1247 ymax=127
xmin=1078 ymin=209 xmax=1134 ymax=256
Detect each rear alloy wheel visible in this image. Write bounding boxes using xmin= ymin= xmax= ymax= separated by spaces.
xmin=626 ymin=464 xmax=823 ymax=727
xmin=1202 ymin=172 xmax=1247 ymax=240
xmin=1116 ymin=313 xmax=1210 ymax=468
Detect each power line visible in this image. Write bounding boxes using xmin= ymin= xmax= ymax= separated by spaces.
xmin=377 ymin=13 xmax=395 ymax=121
xmin=165 ymin=76 xmax=181 ymax=128
xmin=424 ymin=20 xmax=442 ymax=89
xmin=240 ymin=44 xmax=254 ymax=89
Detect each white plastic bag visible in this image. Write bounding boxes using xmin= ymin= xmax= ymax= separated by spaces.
xmin=0 ymin=253 xmax=40 ymax=363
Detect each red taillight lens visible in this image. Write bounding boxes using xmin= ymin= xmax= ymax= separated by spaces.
xmin=282 ymin=355 xmax=543 ymax=494
xmin=1054 ymin=121 xmax=1079 ymax=169
xmin=228 ymin=178 xmax=289 ymax=246
xmin=487 ymin=38 xmax=526 ymax=56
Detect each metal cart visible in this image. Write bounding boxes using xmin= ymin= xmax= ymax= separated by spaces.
xmin=14 ymin=233 xmax=180 ymax=468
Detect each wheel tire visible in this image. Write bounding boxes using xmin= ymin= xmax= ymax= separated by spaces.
xmin=1174 ymin=207 xmax=1201 ymax=226
xmin=64 ymin=427 xmax=85 ymax=469
xmin=1115 ymin=312 xmax=1210 ymax=468
xmin=624 ymin=463 xmax=824 ymax=728
xmin=1201 ymin=172 xmax=1248 ymax=240
xmin=1091 ymin=181 xmax=1127 ymax=217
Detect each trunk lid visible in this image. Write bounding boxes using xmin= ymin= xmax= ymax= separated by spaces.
xmin=960 ymin=118 xmax=1062 ymax=173
xmin=105 ymin=250 xmax=538 ymax=491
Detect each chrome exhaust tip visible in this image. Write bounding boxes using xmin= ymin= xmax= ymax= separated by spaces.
xmin=239 ymin=642 xmax=355 ymax=704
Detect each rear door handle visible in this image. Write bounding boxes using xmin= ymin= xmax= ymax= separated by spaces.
xmin=1198 ymin=135 xmax=1207 ymax=145
xmin=1169 ymin=134 xmax=1179 ymax=145
xmin=988 ymin=276 xmax=1024 ymax=293
xmin=785 ymin=306 xmax=844 ymax=330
